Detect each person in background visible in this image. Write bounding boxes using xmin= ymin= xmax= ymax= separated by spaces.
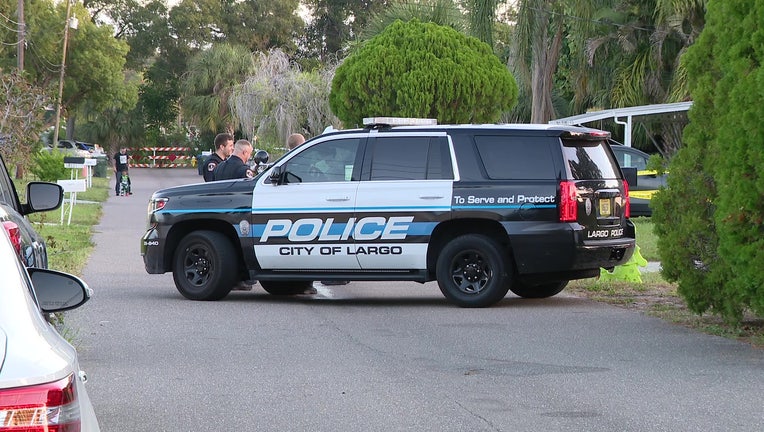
xmin=113 ymin=147 xmax=131 ymax=195
xmin=286 ymin=133 xmax=305 ymax=151
xmin=202 ymin=133 xmax=234 ymax=182
xmin=213 ymin=139 xmax=254 ymax=180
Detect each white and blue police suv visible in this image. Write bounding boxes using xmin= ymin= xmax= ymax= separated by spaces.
xmin=141 ymin=118 xmax=635 ymax=307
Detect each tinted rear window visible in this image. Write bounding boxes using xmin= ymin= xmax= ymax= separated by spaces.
xmin=474 ymin=136 xmax=555 ymax=180
xmin=371 ymin=137 xmax=453 ymax=180
xmin=561 ymin=139 xmax=620 ymax=180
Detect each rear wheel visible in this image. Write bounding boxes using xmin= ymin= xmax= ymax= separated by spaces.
xmin=510 ymin=281 xmax=568 ymax=299
xmin=260 ymin=280 xmax=314 ymax=295
xmin=172 ymin=231 xmax=237 ymax=301
xmin=436 ymin=234 xmax=512 ymax=307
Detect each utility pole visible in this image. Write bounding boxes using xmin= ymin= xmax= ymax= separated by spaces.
xmin=17 ymin=0 xmax=24 ymax=71
xmin=53 ymin=0 xmax=73 ymax=146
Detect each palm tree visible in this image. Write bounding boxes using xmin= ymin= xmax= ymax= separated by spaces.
xmin=511 ymin=0 xmax=565 ymax=123
xmin=359 ymin=0 xmax=468 ymax=41
xmin=179 ymin=43 xmax=255 ymax=135
xmin=469 ymin=0 xmax=498 ymax=49
xmin=577 ymin=0 xmax=706 ymax=156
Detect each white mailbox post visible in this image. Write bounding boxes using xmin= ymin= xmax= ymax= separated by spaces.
xmin=84 ymin=158 xmax=97 ymax=188
xmin=63 ymin=156 xmax=85 ymax=181
xmin=56 ymin=179 xmax=87 ymax=225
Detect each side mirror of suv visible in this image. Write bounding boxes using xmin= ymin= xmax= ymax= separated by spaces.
xmin=269 ymin=165 xmax=283 ymax=185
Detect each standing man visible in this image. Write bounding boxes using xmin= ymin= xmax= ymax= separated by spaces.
xmin=113 ymin=147 xmax=130 ymax=196
xmin=286 ymin=133 xmax=305 ymax=151
xmin=213 ymin=139 xmax=255 ymax=180
xmin=202 ymin=133 xmax=234 ymax=182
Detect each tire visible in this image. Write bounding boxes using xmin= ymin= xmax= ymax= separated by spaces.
xmin=260 ymin=280 xmax=314 ymax=296
xmin=436 ymin=234 xmax=512 ymax=307
xmin=172 ymin=231 xmax=237 ymax=301
xmin=510 ymin=280 xmax=568 ymax=299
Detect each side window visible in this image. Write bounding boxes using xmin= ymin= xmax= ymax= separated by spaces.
xmin=427 ymin=138 xmax=454 ymax=180
xmin=620 ymin=150 xmax=648 ymax=171
xmin=474 ymin=135 xmax=555 ymax=180
xmin=370 ymin=137 xmax=453 ymax=180
xmin=285 ymin=138 xmax=360 ymax=183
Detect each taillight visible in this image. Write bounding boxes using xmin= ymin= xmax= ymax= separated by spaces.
xmin=623 ymin=179 xmax=631 ymax=219
xmin=0 ymin=374 xmax=81 ymax=431
xmin=559 ymin=181 xmax=578 ymax=222
xmin=2 ymin=221 xmax=22 ymax=257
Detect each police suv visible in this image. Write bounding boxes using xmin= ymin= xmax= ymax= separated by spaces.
xmin=141 ymin=118 xmax=635 ymax=307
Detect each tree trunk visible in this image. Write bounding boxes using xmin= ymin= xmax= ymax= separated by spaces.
xmin=529 ymin=4 xmax=563 ymax=123
xmin=66 ymin=115 xmax=76 ymax=140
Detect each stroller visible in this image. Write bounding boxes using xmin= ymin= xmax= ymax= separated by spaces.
xmin=118 ymin=172 xmax=132 ymax=196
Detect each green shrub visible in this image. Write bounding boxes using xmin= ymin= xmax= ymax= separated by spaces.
xmin=329 ymin=19 xmax=518 ymax=126
xmin=652 ymin=0 xmax=764 ymax=324
xmin=31 ymin=151 xmax=67 ymax=182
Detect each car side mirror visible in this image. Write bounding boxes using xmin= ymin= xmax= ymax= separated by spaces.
xmin=621 ymin=167 xmax=638 ymax=187
xmin=269 ymin=165 xmax=283 ymax=185
xmin=25 ymin=182 xmax=64 ymax=214
xmin=28 ymin=268 xmax=92 ymax=313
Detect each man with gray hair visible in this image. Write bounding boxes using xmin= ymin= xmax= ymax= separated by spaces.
xmin=213 ymin=139 xmax=254 ymax=180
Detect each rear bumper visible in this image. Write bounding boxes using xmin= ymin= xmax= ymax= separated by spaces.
xmin=506 ymin=221 xmax=636 ymax=277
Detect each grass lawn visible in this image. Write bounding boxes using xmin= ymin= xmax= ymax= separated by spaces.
xmin=18 ymin=176 xmax=109 ymax=275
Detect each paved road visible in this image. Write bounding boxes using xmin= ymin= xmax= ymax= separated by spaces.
xmin=68 ymin=168 xmax=764 ymax=432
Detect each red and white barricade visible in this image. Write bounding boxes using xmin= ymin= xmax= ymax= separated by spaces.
xmin=130 ymin=147 xmax=193 ymax=168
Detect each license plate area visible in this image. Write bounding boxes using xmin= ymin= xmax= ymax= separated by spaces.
xmin=599 ymin=198 xmax=611 ymax=217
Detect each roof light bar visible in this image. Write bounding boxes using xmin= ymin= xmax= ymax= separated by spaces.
xmin=363 ymin=117 xmax=437 ymax=127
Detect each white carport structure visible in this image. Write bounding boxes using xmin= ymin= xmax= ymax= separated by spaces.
xmin=548 ymin=102 xmax=693 ymax=147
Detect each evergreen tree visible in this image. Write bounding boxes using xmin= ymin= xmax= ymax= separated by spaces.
xmin=652 ymin=0 xmax=764 ymax=323
xmin=329 ymin=19 xmax=517 ymax=126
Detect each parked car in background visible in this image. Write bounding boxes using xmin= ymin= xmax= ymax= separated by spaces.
xmin=41 ymin=140 xmax=92 ymax=158
xmin=0 ymin=227 xmax=100 ymax=431
xmin=75 ymin=141 xmax=94 ymax=152
xmin=0 ymin=154 xmax=63 ymax=268
xmin=608 ymin=141 xmax=667 ymax=217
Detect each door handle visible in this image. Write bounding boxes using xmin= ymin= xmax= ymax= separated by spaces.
xmin=419 ymin=195 xmax=444 ymax=200
xmin=326 ymin=197 xmax=350 ymax=202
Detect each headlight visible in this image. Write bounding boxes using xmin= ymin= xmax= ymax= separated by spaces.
xmin=148 ymin=197 xmax=169 ymax=214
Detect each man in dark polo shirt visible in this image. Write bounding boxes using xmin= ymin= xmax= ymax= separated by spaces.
xmin=202 ymin=133 xmax=234 ymax=182
xmin=213 ymin=139 xmax=254 ymax=180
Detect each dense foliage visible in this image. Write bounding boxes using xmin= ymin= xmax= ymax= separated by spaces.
xmin=0 ymin=72 xmax=49 ymax=169
xmin=652 ymin=0 xmax=764 ymax=323
xmin=30 ymin=150 xmax=67 ymax=182
xmin=329 ymin=19 xmax=518 ymax=126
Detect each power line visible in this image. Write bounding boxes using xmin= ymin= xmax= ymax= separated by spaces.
xmin=0 ymin=13 xmax=21 ymax=33
xmin=0 ymin=11 xmax=21 ymax=28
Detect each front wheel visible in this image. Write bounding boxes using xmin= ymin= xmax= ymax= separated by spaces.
xmin=509 ymin=281 xmax=568 ymax=299
xmin=172 ymin=231 xmax=237 ymax=300
xmin=436 ymin=234 xmax=512 ymax=307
